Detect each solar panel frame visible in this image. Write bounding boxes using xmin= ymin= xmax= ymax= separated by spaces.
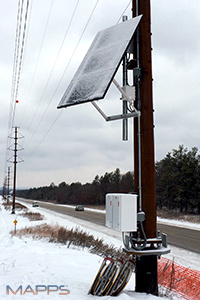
xmin=57 ymin=15 xmax=142 ymax=109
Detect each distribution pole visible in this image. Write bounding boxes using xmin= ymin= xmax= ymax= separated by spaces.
xmin=2 ymin=177 xmax=6 ymax=199
xmin=12 ymin=127 xmax=18 ymax=214
xmin=132 ymin=0 xmax=158 ymax=295
xmin=7 ymin=166 xmax=10 ymax=204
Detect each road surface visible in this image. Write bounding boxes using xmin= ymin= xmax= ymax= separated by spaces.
xmin=18 ymin=198 xmax=200 ymax=254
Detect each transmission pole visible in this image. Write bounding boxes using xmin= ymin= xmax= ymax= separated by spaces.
xmin=132 ymin=0 xmax=158 ymax=295
xmin=2 ymin=177 xmax=6 ymax=199
xmin=7 ymin=127 xmax=24 ymax=214
xmin=7 ymin=166 xmax=10 ymax=204
xmin=12 ymin=127 xmax=18 ymax=214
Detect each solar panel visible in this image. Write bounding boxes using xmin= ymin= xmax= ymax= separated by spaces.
xmin=57 ymin=15 xmax=142 ymax=109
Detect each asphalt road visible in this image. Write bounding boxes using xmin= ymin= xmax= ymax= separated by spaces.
xmin=18 ymin=198 xmax=105 ymax=225
xmin=18 ymin=198 xmax=200 ymax=254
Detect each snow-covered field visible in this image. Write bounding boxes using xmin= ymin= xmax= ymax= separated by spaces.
xmin=1 ymin=197 xmax=200 ymax=299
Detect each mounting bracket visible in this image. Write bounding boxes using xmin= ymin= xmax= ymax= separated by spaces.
xmin=91 ymin=79 xmax=139 ymax=122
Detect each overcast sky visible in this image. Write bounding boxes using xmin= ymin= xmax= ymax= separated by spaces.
xmin=1 ymin=0 xmax=200 ymax=188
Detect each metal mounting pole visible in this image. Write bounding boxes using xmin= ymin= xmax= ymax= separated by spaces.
xmin=122 ymin=15 xmax=128 ymax=141
xmin=131 ymin=0 xmax=142 ymax=213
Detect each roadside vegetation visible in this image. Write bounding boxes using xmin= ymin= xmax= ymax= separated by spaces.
xmin=2 ymin=201 xmax=44 ymax=221
xmin=2 ymin=201 xmax=27 ymax=211
xmin=16 ymin=168 xmax=134 ymax=206
xmin=8 ymin=205 xmax=185 ymax=299
xmin=16 ymin=145 xmax=200 ymax=215
xmin=2 ymin=199 xmax=197 ymax=299
xmin=157 ymin=208 xmax=200 ymax=224
xmin=12 ymin=224 xmax=126 ymax=259
xmin=156 ymin=145 xmax=200 ymax=214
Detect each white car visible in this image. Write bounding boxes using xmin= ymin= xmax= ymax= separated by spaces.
xmin=75 ymin=205 xmax=84 ymax=211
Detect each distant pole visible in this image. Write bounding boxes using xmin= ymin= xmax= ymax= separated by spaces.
xmin=12 ymin=127 xmax=18 ymax=214
xmin=2 ymin=177 xmax=6 ymax=199
xmin=7 ymin=166 xmax=10 ymax=204
xmin=132 ymin=0 xmax=158 ymax=295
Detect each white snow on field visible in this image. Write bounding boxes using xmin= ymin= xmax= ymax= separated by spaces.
xmin=1 ymin=197 xmax=199 ymax=299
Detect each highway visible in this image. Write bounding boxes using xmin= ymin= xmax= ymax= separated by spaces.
xmin=18 ymin=198 xmax=200 ymax=254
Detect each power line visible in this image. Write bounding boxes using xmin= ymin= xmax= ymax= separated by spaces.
xmin=4 ymin=0 xmax=25 ymax=180
xmin=3 ymin=0 xmax=31 ymax=183
xmin=20 ymin=0 xmax=55 ymax=126
xmin=8 ymin=0 xmax=24 ymax=131
xmin=25 ymin=0 xmax=133 ymax=160
xmin=24 ymin=0 xmax=81 ymax=145
xmin=6 ymin=0 xmax=132 ymax=171
xmin=11 ymin=0 xmax=30 ymax=129
xmin=25 ymin=0 xmax=100 ymax=152
xmin=26 ymin=110 xmax=63 ymax=159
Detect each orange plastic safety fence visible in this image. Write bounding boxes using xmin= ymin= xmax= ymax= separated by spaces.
xmin=158 ymin=257 xmax=200 ymax=300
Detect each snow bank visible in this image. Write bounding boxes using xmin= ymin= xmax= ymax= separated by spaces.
xmin=0 ymin=199 xmax=164 ymax=300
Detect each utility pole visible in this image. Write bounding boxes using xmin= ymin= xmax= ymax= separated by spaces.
xmin=12 ymin=127 xmax=18 ymax=214
xmin=7 ymin=166 xmax=10 ymax=204
xmin=56 ymin=9 xmax=169 ymax=296
xmin=132 ymin=0 xmax=158 ymax=295
xmin=2 ymin=177 xmax=7 ymax=199
xmin=7 ymin=127 xmax=24 ymax=214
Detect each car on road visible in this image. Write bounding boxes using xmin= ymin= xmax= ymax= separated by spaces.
xmin=75 ymin=205 xmax=84 ymax=211
xmin=32 ymin=201 xmax=39 ymax=207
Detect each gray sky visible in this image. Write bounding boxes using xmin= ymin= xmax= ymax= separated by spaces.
xmin=1 ymin=0 xmax=200 ymax=188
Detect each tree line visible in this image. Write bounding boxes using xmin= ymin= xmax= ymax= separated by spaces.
xmin=17 ymin=168 xmax=134 ymax=206
xmin=17 ymin=145 xmax=200 ymax=214
xmin=156 ymin=145 xmax=200 ymax=214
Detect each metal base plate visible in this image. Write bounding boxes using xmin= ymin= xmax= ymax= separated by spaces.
xmin=123 ymin=246 xmax=170 ymax=257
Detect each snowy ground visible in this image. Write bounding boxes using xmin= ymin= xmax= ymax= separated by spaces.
xmin=1 ymin=198 xmax=200 ymax=299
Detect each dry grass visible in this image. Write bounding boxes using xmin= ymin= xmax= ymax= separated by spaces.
xmin=2 ymin=201 xmax=28 ymax=211
xmin=2 ymin=201 xmax=44 ymax=221
xmin=157 ymin=208 xmax=200 ymax=224
xmin=12 ymin=224 xmax=127 ymax=259
xmin=20 ymin=211 xmax=44 ymax=221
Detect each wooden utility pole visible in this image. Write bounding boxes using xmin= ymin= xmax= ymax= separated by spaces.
xmin=2 ymin=177 xmax=6 ymax=199
xmin=132 ymin=0 xmax=158 ymax=295
xmin=7 ymin=127 xmax=24 ymax=213
xmin=12 ymin=127 xmax=18 ymax=214
xmin=7 ymin=166 xmax=10 ymax=204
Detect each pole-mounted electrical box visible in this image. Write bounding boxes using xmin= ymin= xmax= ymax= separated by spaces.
xmin=106 ymin=193 xmax=137 ymax=232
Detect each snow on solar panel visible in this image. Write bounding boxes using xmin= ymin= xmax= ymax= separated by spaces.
xmin=57 ymin=15 xmax=142 ymax=109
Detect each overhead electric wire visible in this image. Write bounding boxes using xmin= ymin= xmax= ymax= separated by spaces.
xmin=14 ymin=0 xmax=131 ymax=164
xmin=3 ymin=0 xmax=133 ymax=188
xmin=25 ymin=0 xmax=132 ymax=160
xmin=24 ymin=0 xmax=81 ymax=146
xmin=8 ymin=0 xmax=24 ymax=132
xmin=11 ymin=0 xmax=30 ymax=129
xmin=27 ymin=110 xmax=63 ymax=158
xmin=25 ymin=0 xmax=100 ymax=154
xmin=4 ymin=0 xmax=25 ymax=179
xmin=20 ymin=0 xmax=55 ymax=127
xmin=3 ymin=0 xmax=31 ymax=183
